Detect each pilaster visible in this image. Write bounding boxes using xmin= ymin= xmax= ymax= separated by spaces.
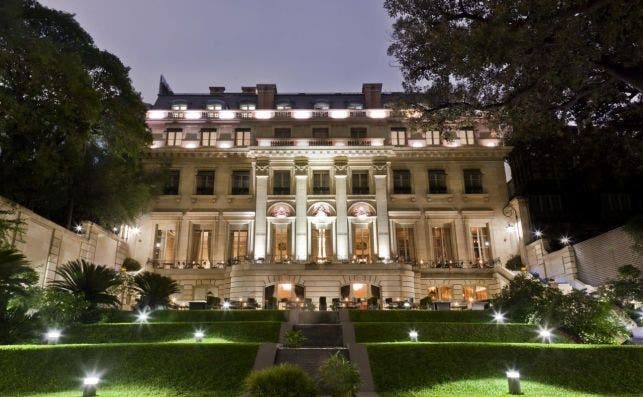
xmin=334 ymin=158 xmax=349 ymax=260
xmin=373 ymin=159 xmax=390 ymax=260
xmin=254 ymin=159 xmax=269 ymax=260
xmin=295 ymin=158 xmax=308 ymax=261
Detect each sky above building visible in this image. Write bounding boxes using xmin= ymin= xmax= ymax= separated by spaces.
xmin=39 ymin=0 xmax=404 ymax=103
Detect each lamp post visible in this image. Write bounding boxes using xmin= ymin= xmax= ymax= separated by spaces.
xmin=409 ymin=330 xmax=418 ymax=342
xmin=45 ymin=329 xmax=62 ymax=344
xmin=194 ymin=330 xmax=205 ymax=343
xmin=82 ymin=376 xmax=99 ymax=397
xmin=506 ymin=370 xmax=521 ymax=394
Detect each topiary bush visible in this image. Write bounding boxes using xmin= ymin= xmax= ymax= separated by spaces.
xmin=318 ymin=353 xmax=360 ymax=397
xmin=244 ymin=363 xmax=318 ymax=397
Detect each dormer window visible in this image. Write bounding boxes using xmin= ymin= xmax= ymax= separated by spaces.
xmin=314 ymin=102 xmax=330 ymax=110
xmin=171 ymin=100 xmax=187 ymax=111
xmin=348 ymin=102 xmax=364 ymax=110
xmin=276 ymin=103 xmax=292 ymax=110
xmin=240 ymin=103 xmax=256 ymax=111
xmin=206 ymin=100 xmax=224 ymax=111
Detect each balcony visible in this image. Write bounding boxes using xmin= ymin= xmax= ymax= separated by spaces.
xmin=147 ymin=108 xmax=392 ymax=121
xmin=256 ymin=137 xmax=384 ymax=147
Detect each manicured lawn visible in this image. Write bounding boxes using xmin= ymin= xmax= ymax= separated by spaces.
xmin=58 ymin=321 xmax=281 ymax=343
xmin=367 ymin=343 xmax=643 ymax=396
xmin=101 ymin=309 xmax=288 ymax=323
xmin=0 ymin=343 xmax=258 ymax=396
xmin=354 ymin=322 xmax=572 ymax=343
xmin=350 ymin=309 xmax=495 ymax=323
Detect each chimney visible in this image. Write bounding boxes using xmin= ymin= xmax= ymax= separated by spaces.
xmin=362 ymin=83 xmax=382 ymax=108
xmin=256 ymin=84 xmax=277 ymax=109
xmin=209 ymin=86 xmax=225 ymax=94
xmin=241 ymin=86 xmax=257 ymax=94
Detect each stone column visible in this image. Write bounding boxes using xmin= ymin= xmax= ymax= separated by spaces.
xmin=454 ymin=214 xmax=468 ymax=261
xmin=334 ymin=158 xmax=349 ymax=260
xmin=254 ymin=159 xmax=269 ymax=260
xmin=177 ymin=216 xmax=190 ymax=263
xmin=416 ymin=211 xmax=428 ymax=261
xmin=373 ymin=159 xmax=390 ymax=260
xmin=214 ymin=212 xmax=226 ymax=264
xmin=295 ymin=158 xmax=309 ymax=261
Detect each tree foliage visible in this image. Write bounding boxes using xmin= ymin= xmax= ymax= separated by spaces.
xmin=132 ymin=271 xmax=180 ymax=310
xmin=51 ymin=259 xmax=121 ymax=309
xmin=0 ymin=0 xmax=161 ymax=226
xmin=494 ymin=274 xmax=546 ymax=322
xmin=0 ymin=247 xmax=38 ymax=343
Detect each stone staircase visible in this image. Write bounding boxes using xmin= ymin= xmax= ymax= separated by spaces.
xmin=274 ymin=311 xmax=349 ymax=378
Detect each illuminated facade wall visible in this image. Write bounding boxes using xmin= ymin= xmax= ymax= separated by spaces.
xmin=130 ymin=80 xmax=521 ymax=305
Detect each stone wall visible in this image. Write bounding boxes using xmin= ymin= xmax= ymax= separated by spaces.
xmin=1 ymin=197 xmax=127 ymax=285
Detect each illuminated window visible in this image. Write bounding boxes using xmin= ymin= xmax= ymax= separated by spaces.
xmin=171 ymin=100 xmax=187 ymax=111
xmin=312 ymin=225 xmax=332 ymax=261
xmin=229 ymin=230 xmax=248 ymax=260
xmin=352 ymin=224 xmax=371 ymax=262
xmin=432 ymin=226 xmax=453 ymax=261
xmin=200 ymin=129 xmax=217 ymax=147
xmin=463 ymin=169 xmax=483 ymax=194
xmin=240 ymin=103 xmax=256 ymax=110
xmin=314 ymin=102 xmax=330 ymax=110
xmin=276 ymin=103 xmax=292 ymax=110
xmin=476 ymin=286 xmax=488 ymax=300
xmin=191 ymin=229 xmax=212 ymax=262
xmin=457 ymin=129 xmax=475 ymax=145
xmin=395 ymin=226 xmax=415 ymax=261
xmin=470 ymin=226 xmax=492 ymax=263
xmin=390 ymin=128 xmax=407 ymax=146
xmin=273 ymin=225 xmax=290 ymax=261
xmin=166 ymin=129 xmax=182 ymax=146
xmin=426 ymin=130 xmax=441 ymax=145
xmin=231 ymin=171 xmax=250 ymax=195
xmin=312 ymin=171 xmax=330 ymax=194
xmin=153 ymin=229 xmax=176 ymax=263
xmin=195 ymin=170 xmax=215 ymax=195
xmin=206 ymin=100 xmax=224 ymax=111
xmin=428 ymin=170 xmax=447 ymax=194
xmin=348 ymin=102 xmax=363 ymax=110
xmin=439 ymin=286 xmax=452 ymax=301
xmin=234 ymin=128 xmax=251 ymax=147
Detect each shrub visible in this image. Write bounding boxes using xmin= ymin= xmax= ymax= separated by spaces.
xmin=608 ymin=265 xmax=643 ymax=308
xmin=132 ymin=271 xmax=180 ymax=310
xmin=0 ymin=247 xmax=39 ymax=344
xmin=350 ymin=310 xmax=492 ymax=323
xmin=284 ymin=329 xmax=306 ymax=347
xmin=206 ymin=295 xmax=221 ymax=309
xmin=98 ymin=309 xmax=288 ymax=323
xmin=318 ymin=353 xmax=360 ymax=397
xmin=505 ymin=254 xmax=523 ymax=271
xmin=494 ymin=274 xmax=546 ymax=322
xmin=50 ymin=259 xmax=121 ymax=311
xmin=244 ymin=363 xmax=318 ymax=397
xmin=121 ymin=257 xmax=142 ymax=272
xmin=30 ymin=287 xmax=88 ymax=328
xmin=418 ymin=296 xmax=433 ymax=310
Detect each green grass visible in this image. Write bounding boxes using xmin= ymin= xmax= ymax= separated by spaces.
xmin=101 ymin=309 xmax=288 ymax=323
xmin=354 ymin=322 xmax=572 ymax=343
xmin=56 ymin=321 xmax=280 ymax=344
xmin=349 ymin=309 xmax=496 ymax=323
xmin=367 ymin=343 xmax=643 ymax=395
xmin=0 ymin=343 xmax=258 ymax=396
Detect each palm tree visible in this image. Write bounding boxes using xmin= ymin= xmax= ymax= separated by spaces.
xmin=132 ymin=271 xmax=180 ymax=309
xmin=0 ymin=248 xmax=38 ymax=304
xmin=51 ymin=259 xmax=121 ymax=308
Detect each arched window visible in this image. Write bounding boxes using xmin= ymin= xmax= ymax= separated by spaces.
xmin=439 ymin=286 xmax=452 ymax=301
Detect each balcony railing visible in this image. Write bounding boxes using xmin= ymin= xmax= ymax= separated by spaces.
xmin=147 ymin=108 xmax=393 ymax=121
xmin=413 ymin=258 xmax=500 ymax=270
xmin=255 ymin=137 xmax=383 ymax=147
xmin=148 ymin=259 xmax=226 ymax=270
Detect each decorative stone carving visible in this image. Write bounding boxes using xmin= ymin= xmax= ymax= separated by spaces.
xmin=294 ymin=157 xmax=309 ymax=175
xmin=255 ymin=158 xmax=270 ymax=176
xmin=372 ymin=157 xmax=389 ymax=175
xmin=334 ymin=157 xmax=348 ymax=175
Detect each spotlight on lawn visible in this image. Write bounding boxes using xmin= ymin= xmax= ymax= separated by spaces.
xmin=222 ymin=301 xmax=231 ymax=310
xmin=135 ymin=310 xmax=150 ymax=323
xmin=45 ymin=329 xmax=62 ymax=344
xmin=492 ymin=311 xmax=506 ymax=323
xmin=82 ymin=375 xmax=100 ymax=397
xmin=538 ymin=327 xmax=553 ymax=343
xmin=409 ymin=330 xmax=418 ymax=342
xmin=506 ymin=370 xmax=521 ymax=395
xmin=403 ymin=301 xmax=411 ymax=309
xmin=194 ymin=330 xmax=205 ymax=343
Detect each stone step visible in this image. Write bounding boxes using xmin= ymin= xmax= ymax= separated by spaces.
xmin=298 ymin=310 xmax=339 ymax=324
xmin=275 ymin=347 xmax=349 ymax=378
xmin=294 ymin=324 xmax=343 ymax=347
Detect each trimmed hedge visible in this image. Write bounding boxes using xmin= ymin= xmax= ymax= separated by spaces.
xmin=349 ymin=310 xmax=496 ymax=323
xmin=367 ymin=343 xmax=643 ymax=395
xmin=101 ymin=309 xmax=288 ymax=323
xmin=60 ymin=321 xmax=280 ymax=344
xmin=354 ymin=322 xmax=572 ymax=343
xmin=0 ymin=343 xmax=258 ymax=396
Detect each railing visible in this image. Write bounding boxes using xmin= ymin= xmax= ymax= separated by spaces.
xmin=413 ymin=258 xmax=500 ymax=270
xmin=147 ymin=108 xmax=393 ymax=121
xmin=255 ymin=137 xmax=383 ymax=147
xmin=148 ymin=259 xmax=226 ymax=270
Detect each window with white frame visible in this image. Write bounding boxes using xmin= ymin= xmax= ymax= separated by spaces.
xmin=240 ymin=103 xmax=256 ymax=110
xmin=200 ymin=129 xmax=217 ymax=147
xmin=171 ymin=100 xmax=187 ymax=111
xmin=390 ymin=128 xmax=407 ymax=146
xmin=457 ymin=129 xmax=475 ymax=145
xmin=166 ymin=129 xmax=183 ymax=146
xmin=431 ymin=225 xmax=453 ymax=261
xmin=231 ymin=171 xmax=250 ymax=195
xmin=234 ymin=128 xmax=251 ymax=147
xmin=425 ymin=130 xmax=441 ymax=145
xmin=206 ymin=101 xmax=223 ymax=111
xmin=470 ymin=226 xmax=492 ymax=264
xmin=312 ymin=170 xmax=330 ymax=194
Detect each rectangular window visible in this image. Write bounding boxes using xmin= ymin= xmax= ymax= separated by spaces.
xmin=163 ymin=170 xmax=180 ymax=195
xmin=395 ymin=226 xmax=415 ymax=262
xmin=425 ymin=130 xmax=440 ymax=145
xmin=200 ymin=129 xmax=217 ymax=147
xmin=312 ymin=127 xmax=329 ymax=139
xmin=463 ymin=169 xmax=483 ymax=194
xmin=428 ymin=170 xmax=447 ymax=194
xmin=195 ymin=170 xmax=215 ymax=195
xmin=231 ymin=171 xmax=250 ymax=195
xmin=350 ymin=128 xmax=367 ymax=138
xmin=240 ymin=103 xmax=256 ymax=110
xmin=432 ymin=226 xmax=453 ymax=261
xmin=153 ymin=229 xmax=176 ymax=263
xmin=351 ymin=171 xmax=369 ymax=195
xmin=191 ymin=229 xmax=212 ymax=263
xmin=229 ymin=230 xmax=248 ymax=260
xmin=273 ymin=170 xmax=291 ymax=195
xmin=390 ymin=128 xmax=407 ymax=146
xmin=393 ymin=170 xmax=412 ymax=194
xmin=470 ymin=226 xmax=492 ymax=264
xmin=234 ymin=128 xmax=251 ymax=147
xmin=457 ymin=129 xmax=475 ymax=145
xmin=166 ymin=130 xmax=182 ymax=146
xmin=273 ymin=225 xmax=290 ymax=262
xmin=274 ymin=128 xmax=291 ymax=138
xmin=312 ymin=170 xmax=330 ymax=194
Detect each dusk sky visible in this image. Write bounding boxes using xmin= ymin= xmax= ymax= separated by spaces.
xmin=39 ymin=0 xmax=404 ymax=103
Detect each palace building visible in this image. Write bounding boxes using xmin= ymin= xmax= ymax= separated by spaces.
xmin=126 ymin=77 xmax=523 ymax=308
